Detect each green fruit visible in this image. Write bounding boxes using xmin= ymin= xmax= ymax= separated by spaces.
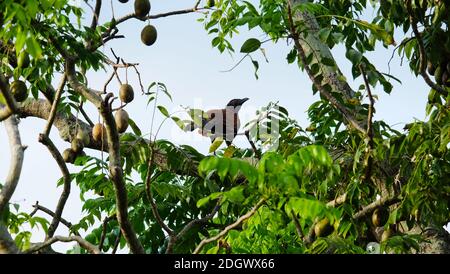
xmin=141 ymin=25 xmax=157 ymax=46
xmin=17 ymin=52 xmax=30 ymax=68
xmin=427 ymin=61 xmax=436 ymax=76
xmin=62 ymin=148 xmax=76 ymax=164
xmin=119 ymin=84 xmax=134 ymax=103
xmin=314 ymin=218 xmax=333 ymax=238
xmin=206 ymin=0 xmax=215 ymax=7
xmin=76 ymin=130 xmax=90 ymax=146
xmin=372 ymin=207 xmax=389 ymax=227
xmin=115 ymin=109 xmax=129 ymax=133
xmin=92 ymin=123 xmax=106 ymax=143
xmin=10 ymin=80 xmax=28 ymax=102
xmin=71 ymin=138 xmax=84 ymax=154
xmin=435 ymin=66 xmax=443 ymax=85
xmin=134 ymin=0 xmax=151 ymax=19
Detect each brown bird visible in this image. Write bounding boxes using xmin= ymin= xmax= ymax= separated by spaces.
xmin=186 ymin=98 xmax=249 ymax=146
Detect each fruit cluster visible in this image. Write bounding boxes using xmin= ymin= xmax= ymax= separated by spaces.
xmin=118 ymin=0 xmax=157 ymax=46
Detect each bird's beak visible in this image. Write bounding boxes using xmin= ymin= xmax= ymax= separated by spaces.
xmin=240 ymin=98 xmax=249 ymax=104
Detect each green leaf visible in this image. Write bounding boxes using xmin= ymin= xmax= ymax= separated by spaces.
xmin=345 ymin=49 xmax=362 ymax=65
xmin=25 ymin=36 xmax=42 ymax=59
xmin=240 ymin=38 xmax=261 ymax=53
xmin=128 ymin=118 xmax=142 ymax=136
xmin=157 ymin=105 xmax=170 ymax=118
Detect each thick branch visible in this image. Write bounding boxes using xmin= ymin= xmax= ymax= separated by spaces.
xmin=291 ymin=0 xmax=356 ymax=100
xmin=65 ymin=60 xmax=103 ymax=108
xmin=193 ymin=198 xmax=266 ymax=254
xmin=24 ymin=235 xmax=101 ymax=254
xmin=352 ymin=195 xmax=400 ymax=220
xmin=99 ymin=93 xmax=145 ymax=254
xmin=0 ymin=222 xmax=18 ymax=254
xmin=287 ymin=1 xmax=365 ymax=134
xmin=0 ymin=116 xmax=26 ymax=214
xmin=17 ymin=98 xmax=199 ymax=176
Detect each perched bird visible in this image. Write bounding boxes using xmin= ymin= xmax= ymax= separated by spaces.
xmin=186 ymin=98 xmax=249 ymax=146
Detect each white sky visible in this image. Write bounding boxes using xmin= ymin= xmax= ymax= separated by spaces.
xmin=1 ymin=1 xmax=445 ymax=252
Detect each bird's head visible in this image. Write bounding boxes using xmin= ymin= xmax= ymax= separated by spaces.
xmin=226 ymin=98 xmax=249 ymax=112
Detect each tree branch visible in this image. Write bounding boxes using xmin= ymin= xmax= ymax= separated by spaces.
xmin=166 ymin=199 xmax=221 ymax=254
xmin=38 ymin=134 xmax=72 ymax=239
xmin=287 ymin=1 xmax=365 ymax=134
xmin=352 ymin=195 xmax=400 ymax=220
xmin=30 ymin=202 xmax=80 ymax=236
xmin=98 ymin=93 xmax=145 ymax=254
xmin=0 ymin=222 xmax=19 ymax=254
xmin=0 ymin=115 xmax=26 ymax=214
xmin=98 ymin=214 xmax=116 ymax=251
xmin=42 ymin=74 xmax=66 ymax=137
xmin=0 ymin=73 xmax=18 ymax=121
xmin=406 ymin=0 xmax=448 ymax=97
xmin=359 ymin=64 xmax=375 ymax=186
xmin=193 ymin=198 xmax=266 ymax=254
xmin=24 ymin=235 xmax=101 ymax=254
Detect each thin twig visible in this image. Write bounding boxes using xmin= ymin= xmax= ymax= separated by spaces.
xmin=38 ymin=135 xmax=72 ymax=239
xmin=98 ymin=215 xmax=117 ymax=251
xmin=144 ymin=149 xmax=174 ymax=236
xmin=193 ymin=198 xmax=266 ymax=254
xmin=112 ymin=231 xmax=121 ymax=254
xmin=406 ymin=0 xmax=447 ymax=97
xmin=291 ymin=210 xmax=304 ymax=238
xmin=24 ymin=235 xmax=101 ymax=254
xmin=166 ymin=199 xmax=222 ymax=254
xmin=42 ymin=74 xmax=66 ymax=137
xmin=359 ymin=64 xmax=375 ymax=185
xmin=79 ymin=101 xmax=94 ymax=127
xmin=30 ymin=202 xmax=80 ymax=236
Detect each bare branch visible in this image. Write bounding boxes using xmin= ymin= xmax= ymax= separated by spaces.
xmin=352 ymin=195 xmax=400 ymax=220
xmin=193 ymin=198 xmax=266 ymax=254
xmin=90 ymin=0 xmax=102 ymax=30
xmin=31 ymin=202 xmax=80 ymax=236
xmin=42 ymin=74 xmax=66 ymax=137
xmin=38 ymin=134 xmax=72 ymax=238
xmin=98 ymin=215 xmax=117 ymax=251
xmin=24 ymin=235 xmax=101 ymax=254
xmin=0 ymin=115 xmax=26 ymax=214
xmin=79 ymin=101 xmax=94 ymax=127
